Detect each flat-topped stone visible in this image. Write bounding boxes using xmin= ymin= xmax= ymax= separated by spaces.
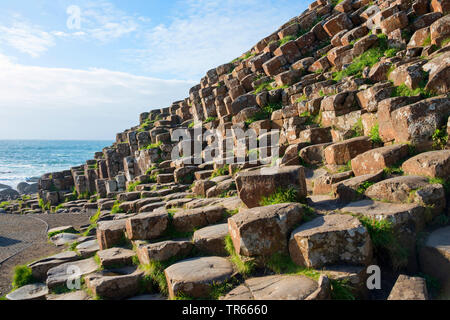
xmin=235 ymin=166 xmax=307 ymax=209
xmin=47 ymin=290 xmax=91 ymax=300
xmin=365 ymin=176 xmax=446 ymax=214
xmin=402 ymin=150 xmax=450 ymax=179
xmin=50 ymin=233 xmax=80 ymax=246
xmin=46 ymin=257 xmax=98 ymax=290
xmin=172 ymin=206 xmax=226 ymax=233
xmin=6 ymin=283 xmax=48 ymax=301
xmin=387 ymin=275 xmax=428 ymax=300
xmin=222 ymin=275 xmax=329 ymax=300
xmin=76 ymin=239 xmax=100 ymax=258
xmin=125 ymin=211 xmax=169 ymax=240
xmin=28 ymin=251 xmax=80 ymax=281
xmin=351 ymin=144 xmax=409 ymax=176
xmin=97 ymin=247 xmax=135 ymax=269
xmin=136 ymin=239 xmax=193 ymax=264
xmin=164 ymin=256 xmax=233 ymax=299
xmin=85 ymin=266 xmax=144 ymax=300
xmin=289 ymin=214 xmax=373 ymax=268
xmin=97 ymin=219 xmax=127 ymax=250
xmin=324 ymin=137 xmax=373 ymax=165
xmin=229 ymin=203 xmax=304 ymax=259
xmin=193 ymin=224 xmax=229 ymax=256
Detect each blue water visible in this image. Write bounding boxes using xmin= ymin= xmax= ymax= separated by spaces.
xmin=0 ymin=140 xmax=113 ymax=189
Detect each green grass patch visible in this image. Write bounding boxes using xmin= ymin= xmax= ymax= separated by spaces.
xmin=337 ymin=161 xmax=352 ymax=173
xmin=333 ymin=34 xmax=390 ymax=81
xmin=140 ymin=141 xmax=162 ymax=151
xmin=266 ymin=253 xmax=320 ymax=280
xmin=260 ymin=187 xmax=301 ymax=206
xmin=369 ymin=124 xmax=383 ymax=144
xmin=224 ymin=235 xmax=255 ymax=276
xmin=428 ymin=177 xmax=450 ymax=195
xmin=279 ymin=35 xmax=296 ymax=46
xmin=0 ymin=201 xmax=10 ymax=208
xmin=356 ymin=181 xmax=375 ymax=196
xmin=48 ymin=227 xmax=77 ymax=239
xmin=111 ymin=200 xmax=124 ymax=214
xmin=390 ymin=83 xmax=433 ymax=99
xmin=12 ymin=265 xmax=34 ymax=289
xmin=245 ymin=102 xmax=283 ymax=126
xmin=211 ymin=165 xmax=230 ymax=179
xmin=358 ymin=216 xmax=408 ymax=269
xmin=352 ymin=118 xmax=364 ymax=137
xmin=127 ymin=181 xmax=142 ymax=192
xmin=204 ymin=117 xmax=218 ymax=124
xmin=383 ymin=165 xmax=404 ymax=176
xmin=432 ymin=126 xmax=448 ymax=150
xmin=330 ymin=279 xmax=356 ymax=300
xmin=253 ymin=81 xmax=274 ymax=95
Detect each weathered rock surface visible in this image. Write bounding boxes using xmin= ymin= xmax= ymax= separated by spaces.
xmin=289 ymin=214 xmax=373 ymax=268
xmin=235 ymin=166 xmax=307 ymax=208
xmin=228 ymin=203 xmax=304 ymax=259
xmin=164 ymin=256 xmax=234 ymax=299
xmin=387 ymin=275 xmax=428 ymax=300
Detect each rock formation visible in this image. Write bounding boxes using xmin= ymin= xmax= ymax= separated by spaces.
xmin=2 ymin=0 xmax=450 ymax=301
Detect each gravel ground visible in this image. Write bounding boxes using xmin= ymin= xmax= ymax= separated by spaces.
xmin=0 ymin=213 xmax=92 ymax=297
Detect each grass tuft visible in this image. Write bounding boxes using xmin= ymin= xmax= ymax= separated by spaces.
xmin=260 ymin=187 xmax=301 ymax=206
xmin=12 ymin=265 xmax=34 ymax=289
xmin=224 ymin=235 xmax=255 ymax=276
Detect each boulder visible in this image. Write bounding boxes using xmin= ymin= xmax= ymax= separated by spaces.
xmin=97 ymin=220 xmax=127 ymax=250
xmin=97 ymin=247 xmax=135 ymax=269
xmin=172 ymin=206 xmax=227 ymax=233
xmin=387 ymin=275 xmax=428 ymax=300
xmin=235 ymin=166 xmax=307 ymax=209
xmin=28 ymin=251 xmax=80 ymax=281
xmin=136 ymin=240 xmax=193 ymax=264
xmin=164 ymin=256 xmax=234 ymax=299
xmin=402 ymin=150 xmax=450 ymax=179
xmin=351 ymin=144 xmax=410 ymax=176
xmin=324 ymin=137 xmax=373 ymax=165
xmin=390 ymin=96 xmax=450 ymax=149
xmin=125 ymin=211 xmax=169 ymax=240
xmin=228 ymin=203 xmax=304 ymax=259
xmin=85 ymin=266 xmax=144 ymax=300
xmin=5 ymin=283 xmax=48 ymax=301
xmin=365 ymin=176 xmax=446 ymax=213
xmin=46 ymin=257 xmax=98 ymax=290
xmin=222 ymin=274 xmax=330 ymax=300
xmin=323 ymin=13 xmax=353 ymax=37
xmin=193 ymin=224 xmax=229 ymax=256
xmin=340 ymin=200 xmax=427 ymax=270
xmin=289 ymin=214 xmax=373 ymax=268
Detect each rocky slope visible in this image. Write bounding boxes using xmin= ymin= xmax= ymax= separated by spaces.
xmin=2 ymin=0 xmax=450 ymax=300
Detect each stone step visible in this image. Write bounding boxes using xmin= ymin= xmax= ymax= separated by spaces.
xmin=136 ymin=239 xmax=193 ymax=264
xmin=228 ymin=203 xmax=303 ymax=260
xmin=85 ymin=266 xmax=144 ymax=300
xmin=164 ymin=256 xmax=234 ymax=299
xmin=235 ymin=166 xmax=307 ymax=208
xmin=193 ymin=223 xmax=229 ymax=256
xmin=222 ymin=274 xmax=330 ymax=300
xmin=289 ymin=214 xmax=373 ymax=269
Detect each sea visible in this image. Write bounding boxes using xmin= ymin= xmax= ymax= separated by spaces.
xmin=0 ymin=140 xmax=113 ymax=190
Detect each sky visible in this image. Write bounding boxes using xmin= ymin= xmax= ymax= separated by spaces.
xmin=0 ymin=0 xmax=308 ymax=140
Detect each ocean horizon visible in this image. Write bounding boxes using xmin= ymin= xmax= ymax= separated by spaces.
xmin=0 ymin=140 xmax=113 ymax=189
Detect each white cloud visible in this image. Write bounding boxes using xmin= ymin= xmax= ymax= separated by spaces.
xmin=0 ymin=19 xmax=55 ymax=57
xmin=0 ymin=54 xmax=195 ymax=140
xmin=123 ymin=0 xmax=307 ymax=79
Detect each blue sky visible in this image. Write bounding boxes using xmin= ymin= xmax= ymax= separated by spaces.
xmin=0 ymin=0 xmax=308 ymax=140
